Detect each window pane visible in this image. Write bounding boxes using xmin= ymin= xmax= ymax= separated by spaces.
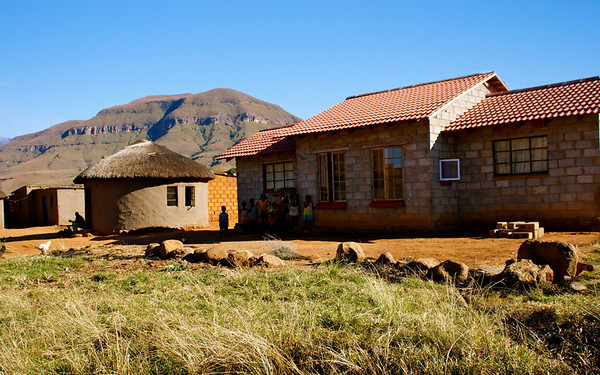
xmin=494 ymin=140 xmax=510 ymax=151
xmin=512 ymin=162 xmax=531 ymax=174
xmin=167 ymin=186 xmax=178 ymax=207
xmin=532 ymin=160 xmax=548 ymax=172
xmin=495 ymin=151 xmax=510 ymax=163
xmin=371 ymin=147 xmax=402 ymax=200
xmin=512 ymin=149 xmax=529 ymax=162
xmin=185 ymin=186 xmax=195 ymax=207
xmin=511 ymin=138 xmax=529 ymax=150
xmin=496 ymin=164 xmax=511 ymax=174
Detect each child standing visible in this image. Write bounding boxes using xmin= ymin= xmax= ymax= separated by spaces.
xmin=219 ymin=205 xmax=229 ymax=238
xmin=248 ymin=198 xmax=259 ymax=233
xmin=302 ymin=195 xmax=314 ymax=234
xmin=238 ymin=201 xmax=249 ymax=232
xmin=288 ymin=187 xmax=300 ymax=232
xmin=258 ymin=193 xmax=270 ymax=231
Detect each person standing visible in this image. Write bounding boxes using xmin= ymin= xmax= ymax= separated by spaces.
xmin=238 ymin=201 xmax=249 ymax=233
xmin=248 ymin=198 xmax=259 ymax=233
xmin=219 ymin=205 xmax=229 ymax=238
xmin=258 ymin=193 xmax=270 ymax=231
xmin=302 ymin=195 xmax=314 ymax=234
xmin=288 ymin=188 xmax=300 ymax=233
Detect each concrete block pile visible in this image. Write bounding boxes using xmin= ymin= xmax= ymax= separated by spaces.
xmin=489 ymin=221 xmax=544 ymax=239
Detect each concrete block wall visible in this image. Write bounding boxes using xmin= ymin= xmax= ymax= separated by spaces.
xmin=428 ymin=81 xmax=496 ymax=226
xmin=235 ymin=151 xmax=296 ymax=208
xmin=294 ymin=120 xmax=437 ymax=231
xmin=454 ymin=114 xmax=600 ymax=230
xmin=208 ymin=174 xmax=239 ymax=223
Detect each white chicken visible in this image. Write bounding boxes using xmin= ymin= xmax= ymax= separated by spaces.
xmin=36 ymin=240 xmax=51 ymax=255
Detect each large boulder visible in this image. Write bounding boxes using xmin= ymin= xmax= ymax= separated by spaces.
xmin=518 ymin=240 xmax=578 ymax=282
xmin=228 ymin=250 xmax=256 ymax=267
xmin=499 ymin=259 xmax=554 ymax=288
xmin=428 ymin=260 xmax=469 ymax=283
xmin=254 ymin=254 xmax=285 ymax=268
xmin=335 ymin=242 xmax=366 ymax=263
xmin=205 ymin=248 xmax=230 ymax=265
xmin=157 ymin=240 xmax=184 ymax=258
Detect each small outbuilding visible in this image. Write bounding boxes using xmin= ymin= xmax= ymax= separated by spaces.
xmin=4 ymin=185 xmax=85 ymax=228
xmin=74 ymin=140 xmax=216 ymax=234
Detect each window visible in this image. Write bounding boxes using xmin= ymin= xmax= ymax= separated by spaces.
xmin=493 ymin=136 xmax=548 ymax=175
xmin=372 ymin=147 xmax=403 ymax=200
xmin=263 ymin=161 xmax=294 ymax=190
xmin=167 ymin=186 xmax=178 ymax=206
xmin=185 ymin=186 xmax=195 ymax=207
xmin=318 ymin=152 xmax=346 ymax=202
xmin=439 ymin=159 xmax=460 ymax=181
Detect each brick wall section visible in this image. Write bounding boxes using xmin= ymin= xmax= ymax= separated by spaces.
xmin=294 ymin=119 xmax=437 ymax=231
xmin=452 ymin=114 xmax=600 ymax=230
xmin=208 ymin=174 xmax=238 ymax=223
xmin=428 ymin=81 xmax=497 ymax=226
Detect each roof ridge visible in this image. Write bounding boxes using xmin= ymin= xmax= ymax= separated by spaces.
xmin=346 ymin=72 xmax=495 ymax=100
xmin=487 ymin=76 xmax=600 ymax=97
xmin=258 ymin=124 xmax=296 ymax=133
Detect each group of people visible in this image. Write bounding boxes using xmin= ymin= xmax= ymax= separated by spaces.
xmin=220 ymin=188 xmax=314 ymax=237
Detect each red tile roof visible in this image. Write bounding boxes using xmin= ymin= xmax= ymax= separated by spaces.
xmin=285 ymin=72 xmax=502 ymax=135
xmin=217 ymin=72 xmax=505 ymax=159
xmin=446 ymin=76 xmax=600 ymax=131
xmin=216 ymin=125 xmax=295 ymax=160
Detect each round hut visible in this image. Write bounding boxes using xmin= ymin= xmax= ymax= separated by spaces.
xmin=74 ymin=140 xmax=216 ymax=233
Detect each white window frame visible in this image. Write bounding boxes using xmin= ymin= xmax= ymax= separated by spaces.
xmin=439 ymin=159 xmax=460 ymax=181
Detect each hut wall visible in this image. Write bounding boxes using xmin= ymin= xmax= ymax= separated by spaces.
xmin=86 ymin=180 xmax=209 ymax=233
xmin=56 ymin=189 xmax=85 ymax=225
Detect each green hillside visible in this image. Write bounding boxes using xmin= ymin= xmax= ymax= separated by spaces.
xmin=0 ymin=89 xmax=301 ymax=193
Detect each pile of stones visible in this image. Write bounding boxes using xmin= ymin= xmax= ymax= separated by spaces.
xmin=145 ymin=239 xmax=285 ymax=268
xmin=336 ymin=240 xmax=594 ymax=290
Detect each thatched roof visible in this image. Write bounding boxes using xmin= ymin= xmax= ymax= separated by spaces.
xmin=0 ymin=189 xmax=7 ymax=199
xmin=74 ymin=140 xmax=216 ymax=183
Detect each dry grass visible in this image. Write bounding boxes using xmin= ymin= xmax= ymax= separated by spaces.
xmin=0 ymin=251 xmax=597 ymax=374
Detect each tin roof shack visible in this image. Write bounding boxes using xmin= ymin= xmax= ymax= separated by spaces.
xmin=219 ymin=73 xmax=600 ymax=232
xmin=5 ymin=185 xmax=85 ymax=228
xmin=74 ymin=140 xmax=215 ymax=234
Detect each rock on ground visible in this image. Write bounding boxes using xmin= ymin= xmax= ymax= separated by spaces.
xmin=428 ymin=260 xmax=469 ymax=283
xmin=205 ymin=248 xmax=231 ymax=265
xmin=518 ymin=240 xmax=578 ymax=282
xmin=254 ymin=254 xmax=285 ymax=267
xmin=145 ymin=243 xmax=160 ymax=257
xmin=335 ymin=242 xmax=366 ymax=263
xmin=158 ymin=240 xmax=184 ymax=258
xmin=228 ymin=250 xmax=256 ymax=267
xmin=375 ymin=252 xmax=395 ymax=265
xmin=499 ymin=259 xmax=554 ymax=288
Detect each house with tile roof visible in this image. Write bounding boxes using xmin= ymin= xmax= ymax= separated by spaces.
xmin=218 ymin=73 xmax=600 ymax=231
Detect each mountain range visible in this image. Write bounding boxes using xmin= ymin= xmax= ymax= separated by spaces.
xmin=0 ymin=137 xmax=10 ymax=145
xmin=0 ymin=89 xmax=301 ymax=193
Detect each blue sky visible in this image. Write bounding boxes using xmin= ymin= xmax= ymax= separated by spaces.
xmin=0 ymin=0 xmax=598 ymax=138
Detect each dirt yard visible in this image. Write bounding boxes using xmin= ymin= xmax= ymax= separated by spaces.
xmin=2 ymin=224 xmax=598 ymax=269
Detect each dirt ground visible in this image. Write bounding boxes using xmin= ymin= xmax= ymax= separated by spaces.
xmin=2 ymin=223 xmax=599 ymax=269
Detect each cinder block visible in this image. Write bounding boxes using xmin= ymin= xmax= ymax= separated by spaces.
xmin=507 ymin=221 xmax=526 ymax=230
xmin=496 ymin=222 xmax=508 ymax=229
xmin=533 ymin=227 xmax=545 ymax=239
xmin=517 ymin=222 xmax=539 ymax=231
xmin=511 ymin=232 xmax=533 ymax=239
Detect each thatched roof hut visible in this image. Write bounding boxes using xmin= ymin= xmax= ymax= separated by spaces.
xmin=75 ymin=140 xmax=216 ymax=233
xmin=74 ymin=140 xmax=215 ymax=183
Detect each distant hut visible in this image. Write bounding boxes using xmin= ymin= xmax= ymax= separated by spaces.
xmin=74 ymin=140 xmax=215 ymax=233
xmin=0 ymin=189 xmax=7 ymax=229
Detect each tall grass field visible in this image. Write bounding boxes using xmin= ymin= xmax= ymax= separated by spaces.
xmin=0 ymin=246 xmax=598 ymax=374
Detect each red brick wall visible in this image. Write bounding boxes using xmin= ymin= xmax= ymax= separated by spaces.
xmin=208 ymin=174 xmax=238 ymax=223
